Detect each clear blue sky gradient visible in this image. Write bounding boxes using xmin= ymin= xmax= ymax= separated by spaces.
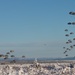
xmin=0 ymin=0 xmax=75 ymax=58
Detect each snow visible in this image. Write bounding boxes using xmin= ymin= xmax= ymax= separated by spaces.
xmin=0 ymin=62 xmax=75 ymax=75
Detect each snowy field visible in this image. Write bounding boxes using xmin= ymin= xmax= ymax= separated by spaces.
xmin=0 ymin=61 xmax=75 ymax=75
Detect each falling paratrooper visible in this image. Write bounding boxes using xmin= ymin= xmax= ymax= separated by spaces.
xmin=65 ymin=34 xmax=69 ymax=37
xmin=70 ymin=32 xmax=74 ymax=35
xmin=68 ymin=22 xmax=71 ymax=25
xmin=10 ymin=50 xmax=14 ymax=53
xmin=73 ymin=38 xmax=75 ymax=40
xmin=68 ymin=39 xmax=72 ymax=43
xmin=65 ymin=29 xmax=68 ymax=32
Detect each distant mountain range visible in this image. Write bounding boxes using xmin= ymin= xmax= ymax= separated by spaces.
xmin=37 ymin=57 xmax=75 ymax=61
xmin=0 ymin=57 xmax=75 ymax=61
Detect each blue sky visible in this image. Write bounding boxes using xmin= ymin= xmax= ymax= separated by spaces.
xmin=0 ymin=0 xmax=75 ymax=58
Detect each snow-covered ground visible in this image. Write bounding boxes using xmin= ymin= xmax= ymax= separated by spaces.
xmin=0 ymin=62 xmax=75 ymax=75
